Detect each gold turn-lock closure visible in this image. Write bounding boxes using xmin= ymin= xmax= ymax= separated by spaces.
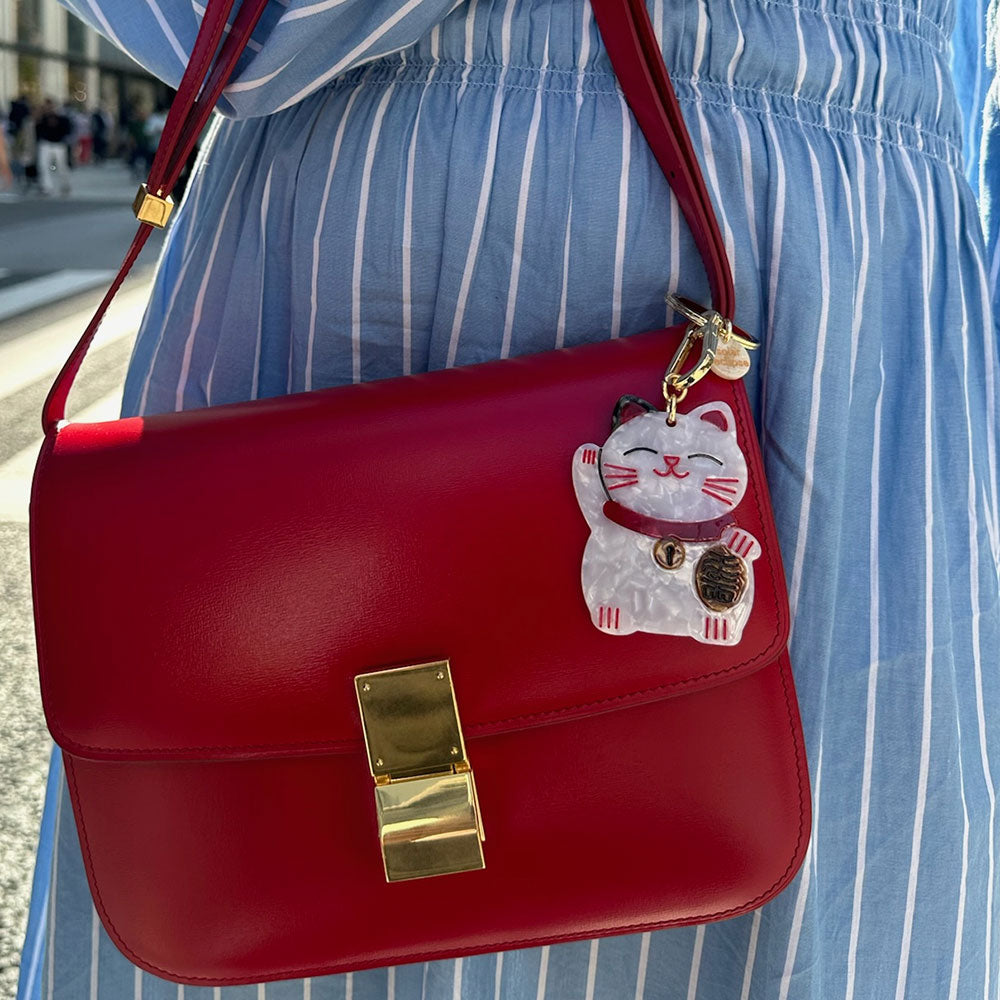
xmin=355 ymin=661 xmax=485 ymax=882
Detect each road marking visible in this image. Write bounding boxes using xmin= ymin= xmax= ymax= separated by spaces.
xmin=0 ymin=389 xmax=123 ymax=523
xmin=0 ymin=269 xmax=116 ymax=323
xmin=0 ymin=281 xmax=149 ymax=402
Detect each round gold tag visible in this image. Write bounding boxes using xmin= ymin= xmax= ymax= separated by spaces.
xmin=711 ymin=340 xmax=752 ymax=381
xmin=653 ymin=537 xmax=686 ymax=570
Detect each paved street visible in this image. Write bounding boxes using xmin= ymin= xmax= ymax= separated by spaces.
xmin=0 ymin=165 xmax=162 ymax=1000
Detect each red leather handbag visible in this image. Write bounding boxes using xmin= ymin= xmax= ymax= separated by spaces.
xmin=30 ymin=0 xmax=811 ymax=985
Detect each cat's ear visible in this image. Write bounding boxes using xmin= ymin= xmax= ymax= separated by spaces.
xmin=689 ymin=401 xmax=736 ymax=434
xmin=611 ymin=395 xmax=658 ymax=430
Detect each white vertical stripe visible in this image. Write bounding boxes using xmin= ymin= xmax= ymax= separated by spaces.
xmin=387 ymin=966 xmax=395 ymax=1000
xmin=346 ymin=971 xmax=354 ymax=1000
xmin=457 ymin=0 xmax=478 ymax=100
xmin=792 ymin=4 xmax=807 ymax=99
xmin=213 ymin=989 xmax=221 ymax=1000
xmin=584 ymin=940 xmax=600 ymax=1000
xmin=142 ymin=0 xmax=187 ymax=65
xmin=787 ymin=145 xmax=832 ymax=620
xmin=401 ymin=57 xmax=440 ymax=374
xmin=692 ymin=0 xmax=707 ymax=80
xmin=304 ymin=977 xmax=312 ymax=1000
xmin=818 ymin=0 xmax=843 ymax=125
xmin=535 ymin=947 xmax=550 ymax=1000
xmin=687 ymin=925 xmax=705 ymax=1000
xmin=46 ymin=770 xmax=64 ymax=1000
xmin=946 ymin=164 xmax=978 ymax=1000
xmin=89 ymin=906 xmax=99 ymax=1000
xmin=955 ymin=179 xmax=1000 ymax=1000
xmin=500 ymin=31 xmax=549 ymax=358
xmin=174 ymin=157 xmax=249 ymax=411
xmin=724 ymin=0 xmax=745 ymax=86
xmin=446 ymin=0 xmax=516 ymax=367
xmin=258 ymin=984 xmax=266 ymax=999
xmin=976 ymin=245 xmax=1000 ymax=549
xmin=847 ymin=133 xmax=871 ymax=396
xmin=732 ymin=108 xmax=761 ymax=279
xmin=634 ymin=933 xmax=651 ymax=1000
xmin=759 ymin=112 xmax=786 ymax=451
xmin=251 ymin=165 xmax=273 ymax=400
xmin=453 ymin=957 xmax=463 ymax=1000
xmin=555 ymin=4 xmax=592 ymax=349
xmin=948 ymin=747 xmax=971 ymax=1000
xmin=669 ymin=174 xmax=681 ymax=294
xmin=740 ymin=909 xmax=762 ymax=1000
xmin=494 ymin=953 xmax=503 ymax=1000
xmin=778 ymin=749 xmax=823 ymax=1000
xmin=306 ymin=85 xmax=361 ymax=391
xmin=893 ymin=148 xmax=935 ymax=1000
xmin=844 ymin=351 xmax=884 ymax=1000
xmin=177 ymin=984 xmax=184 ymax=999
xmin=133 ymin=966 xmax=142 ymax=1000
xmin=610 ymin=97 xmax=631 ymax=339
xmin=352 ymin=80 xmax=399 ymax=382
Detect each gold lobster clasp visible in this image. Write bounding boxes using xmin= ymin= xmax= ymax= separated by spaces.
xmin=662 ymin=295 xmax=726 ymax=423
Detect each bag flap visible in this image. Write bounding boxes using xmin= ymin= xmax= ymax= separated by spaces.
xmin=31 ymin=326 xmax=790 ymax=762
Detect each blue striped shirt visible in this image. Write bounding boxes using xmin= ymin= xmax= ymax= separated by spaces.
xmin=19 ymin=0 xmax=1000 ymax=998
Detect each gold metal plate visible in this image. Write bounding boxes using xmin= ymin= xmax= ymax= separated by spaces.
xmin=355 ymin=661 xmax=485 ymax=882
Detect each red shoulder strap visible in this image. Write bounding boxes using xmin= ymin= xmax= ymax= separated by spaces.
xmin=41 ymin=0 xmax=734 ymax=433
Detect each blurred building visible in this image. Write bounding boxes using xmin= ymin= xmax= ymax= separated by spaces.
xmin=0 ymin=0 xmax=167 ymax=123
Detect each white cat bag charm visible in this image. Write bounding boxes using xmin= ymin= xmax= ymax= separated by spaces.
xmin=573 ymin=396 xmax=761 ymax=646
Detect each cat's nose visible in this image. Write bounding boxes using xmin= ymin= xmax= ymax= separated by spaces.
xmin=663 ymin=455 xmax=681 ymax=469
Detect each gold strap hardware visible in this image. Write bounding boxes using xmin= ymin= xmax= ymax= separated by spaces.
xmin=663 ymin=294 xmax=758 ymax=423
xmin=355 ymin=661 xmax=485 ymax=882
xmin=132 ymin=184 xmax=175 ymax=228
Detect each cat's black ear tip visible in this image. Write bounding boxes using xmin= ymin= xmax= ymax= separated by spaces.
xmin=611 ymin=395 xmax=658 ymax=431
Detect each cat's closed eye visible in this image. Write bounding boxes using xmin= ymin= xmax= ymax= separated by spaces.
xmin=687 ymin=453 xmax=724 ymax=466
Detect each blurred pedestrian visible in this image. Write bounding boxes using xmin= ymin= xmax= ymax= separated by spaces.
xmin=90 ymin=105 xmax=110 ymax=162
xmin=35 ymin=99 xmax=72 ymax=196
xmin=71 ymin=106 xmax=92 ymax=164
xmin=0 ymin=124 xmax=12 ymax=190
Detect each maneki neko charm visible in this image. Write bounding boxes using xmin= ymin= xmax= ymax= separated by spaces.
xmin=572 ymin=297 xmax=760 ymax=646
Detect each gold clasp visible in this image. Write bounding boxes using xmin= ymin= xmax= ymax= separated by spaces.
xmin=355 ymin=661 xmax=485 ymax=882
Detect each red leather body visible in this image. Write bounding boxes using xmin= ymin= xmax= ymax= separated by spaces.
xmin=31 ymin=325 xmax=811 ymax=984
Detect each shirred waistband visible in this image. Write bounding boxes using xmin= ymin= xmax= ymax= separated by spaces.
xmin=342 ymin=0 xmax=963 ymax=170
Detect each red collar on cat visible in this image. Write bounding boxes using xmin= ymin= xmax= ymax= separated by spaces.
xmin=602 ymin=500 xmax=736 ymax=542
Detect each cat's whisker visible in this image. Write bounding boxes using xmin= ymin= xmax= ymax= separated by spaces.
xmin=702 ymin=483 xmax=738 ymax=494
xmin=603 ymin=464 xmax=637 ymax=472
xmin=608 ymin=480 xmax=639 ymax=490
xmin=604 ymin=472 xmax=640 ymax=479
xmin=704 ymin=477 xmax=740 ymax=484
xmin=701 ymin=488 xmax=735 ymax=506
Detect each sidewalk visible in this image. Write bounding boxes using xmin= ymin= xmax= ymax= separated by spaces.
xmin=0 ymin=160 xmax=137 ymax=206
